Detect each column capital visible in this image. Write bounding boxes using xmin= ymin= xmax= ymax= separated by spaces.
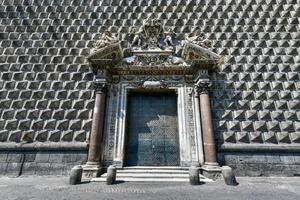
xmin=195 ymin=81 xmax=212 ymax=94
xmin=94 ymin=79 xmax=107 ymax=93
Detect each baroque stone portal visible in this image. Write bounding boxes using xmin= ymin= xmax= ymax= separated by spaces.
xmin=84 ymin=19 xmax=223 ymax=177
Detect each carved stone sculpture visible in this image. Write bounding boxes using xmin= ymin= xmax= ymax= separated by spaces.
xmin=185 ymin=29 xmax=212 ymax=48
xmin=93 ymin=31 xmax=118 ymax=51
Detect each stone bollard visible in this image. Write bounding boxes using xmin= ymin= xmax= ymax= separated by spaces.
xmin=106 ymin=165 xmax=117 ymax=185
xmin=221 ymin=166 xmax=238 ymax=186
xmin=189 ymin=166 xmax=200 ymax=185
xmin=69 ymin=165 xmax=83 ymax=185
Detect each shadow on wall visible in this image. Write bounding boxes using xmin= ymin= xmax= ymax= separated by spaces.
xmin=210 ymin=62 xmax=300 ymax=176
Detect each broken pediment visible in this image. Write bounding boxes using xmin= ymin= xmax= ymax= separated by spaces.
xmin=87 ymin=19 xmax=223 ymax=74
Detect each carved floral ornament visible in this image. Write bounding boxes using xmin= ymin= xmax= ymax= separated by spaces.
xmin=87 ymin=19 xmax=224 ymax=73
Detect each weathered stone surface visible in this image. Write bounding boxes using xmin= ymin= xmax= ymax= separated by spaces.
xmin=69 ymin=165 xmax=83 ymax=185
xmin=0 ymin=0 xmax=299 ymax=176
xmin=189 ymin=166 xmax=200 ymax=185
xmin=221 ymin=166 xmax=238 ymax=186
xmin=106 ymin=165 xmax=116 ymax=185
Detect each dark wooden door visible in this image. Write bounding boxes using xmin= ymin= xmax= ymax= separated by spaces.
xmin=125 ymin=92 xmax=180 ymax=166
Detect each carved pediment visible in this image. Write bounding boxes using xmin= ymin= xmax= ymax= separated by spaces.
xmin=87 ymin=19 xmax=223 ymax=74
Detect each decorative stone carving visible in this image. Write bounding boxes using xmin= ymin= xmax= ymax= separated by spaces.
xmin=93 ymin=31 xmax=119 ymax=51
xmin=129 ymin=19 xmax=165 ymax=50
xmin=196 ymin=81 xmax=212 ymax=94
xmin=142 ymin=80 xmax=167 ymax=88
xmin=185 ymin=29 xmax=212 ymax=48
xmin=94 ymin=79 xmax=107 ymax=92
xmin=87 ymin=18 xmax=222 ymax=77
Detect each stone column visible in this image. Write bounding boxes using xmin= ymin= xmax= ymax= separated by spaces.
xmin=193 ymin=88 xmax=204 ymax=166
xmin=83 ymin=81 xmax=107 ymax=177
xmin=197 ymin=82 xmax=218 ymax=167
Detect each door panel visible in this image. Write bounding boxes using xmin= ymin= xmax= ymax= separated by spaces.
xmin=125 ymin=92 xmax=180 ymax=166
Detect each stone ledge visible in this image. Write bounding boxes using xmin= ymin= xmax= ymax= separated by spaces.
xmin=0 ymin=142 xmax=88 ymax=151
xmin=221 ymin=144 xmax=300 ymax=152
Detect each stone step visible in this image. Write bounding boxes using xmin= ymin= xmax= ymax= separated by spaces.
xmin=117 ymin=169 xmax=189 ymax=174
xmin=101 ymin=173 xmax=189 ymax=178
xmin=121 ymin=166 xmax=189 ymax=170
xmin=91 ymin=168 xmax=214 ymax=183
xmin=91 ymin=177 xmax=189 ymax=182
xmin=90 ymin=166 xmax=214 ymax=183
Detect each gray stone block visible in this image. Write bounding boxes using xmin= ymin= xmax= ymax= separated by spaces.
xmin=35 ymin=130 xmax=48 ymax=142
xmin=106 ymin=165 xmax=116 ymax=185
xmin=5 ymin=162 xmax=22 ymax=176
xmin=34 ymin=163 xmax=51 ymax=175
xmin=21 ymin=162 xmax=37 ymax=175
xmin=0 ymin=163 xmax=8 ymax=174
xmin=221 ymin=166 xmax=238 ymax=186
xmin=0 ymin=153 xmax=8 ymax=162
xmin=74 ymin=131 xmax=86 ymax=142
xmin=61 ymin=130 xmax=73 ymax=142
xmin=189 ymin=166 xmax=200 ymax=185
xmin=49 ymin=130 xmax=61 ymax=142
xmin=69 ymin=165 xmax=83 ymax=185
xmin=70 ymin=120 xmax=82 ymax=131
xmin=35 ymin=153 xmax=50 ymax=163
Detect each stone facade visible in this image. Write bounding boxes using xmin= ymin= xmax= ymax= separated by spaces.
xmin=0 ymin=0 xmax=299 ymax=176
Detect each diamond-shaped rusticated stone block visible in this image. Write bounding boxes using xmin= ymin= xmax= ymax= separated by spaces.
xmin=276 ymin=132 xmax=291 ymax=144
xmin=66 ymin=109 xmax=77 ymax=119
xmin=0 ymin=130 xmax=9 ymax=142
xmin=232 ymin=110 xmax=245 ymax=120
xmin=31 ymin=119 xmax=44 ymax=130
xmin=290 ymin=132 xmax=300 ymax=143
xmin=280 ymin=121 xmax=295 ymax=132
xmin=8 ymin=130 xmax=22 ymax=142
xmin=222 ymin=132 xmax=236 ymax=143
xmin=227 ymin=121 xmax=240 ymax=131
xmin=267 ymin=121 xmax=281 ymax=132
xmin=2 ymin=109 xmax=15 ymax=119
xmin=19 ymin=119 xmax=31 ymax=130
xmin=294 ymin=122 xmax=300 ymax=132
xmin=240 ymin=121 xmax=254 ymax=132
xmin=61 ymin=130 xmax=73 ymax=142
xmin=5 ymin=119 xmax=18 ymax=130
xmin=56 ymin=119 xmax=69 ymax=130
xmin=254 ymin=121 xmax=268 ymax=132
xmin=220 ymin=110 xmax=232 ymax=120
xmin=245 ymin=110 xmax=258 ymax=120
xmin=218 ymin=120 xmax=227 ymax=131
xmin=73 ymin=100 xmax=85 ymax=109
xmin=44 ymin=119 xmax=57 ymax=129
xmin=70 ymin=120 xmax=82 ymax=131
xmin=289 ymin=100 xmax=300 ymax=110
xmin=82 ymin=119 xmax=92 ymax=131
xmin=77 ymin=109 xmax=91 ymax=119
xmin=236 ymin=132 xmax=250 ymax=143
xmin=249 ymin=132 xmax=264 ymax=143
xmin=283 ymin=111 xmax=298 ymax=121
xmin=74 ymin=131 xmax=87 ymax=142
xmin=0 ymin=99 xmax=12 ymax=109
xmin=258 ymin=110 xmax=271 ymax=121
xmin=49 ymin=130 xmax=61 ymax=142
xmin=35 ymin=130 xmax=48 ymax=142
xmin=21 ymin=131 xmax=35 ymax=142
xmin=263 ymin=132 xmax=278 ymax=144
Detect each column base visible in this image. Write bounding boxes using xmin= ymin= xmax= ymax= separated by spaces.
xmin=82 ymin=162 xmax=102 ymax=179
xmin=201 ymin=164 xmax=222 ymax=180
